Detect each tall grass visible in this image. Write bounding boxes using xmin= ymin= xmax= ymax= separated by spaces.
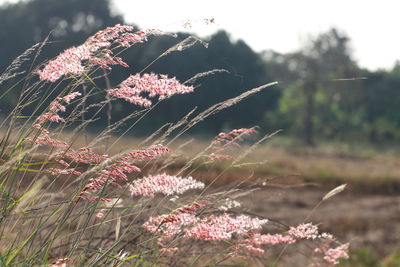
xmin=0 ymin=24 xmax=349 ymax=266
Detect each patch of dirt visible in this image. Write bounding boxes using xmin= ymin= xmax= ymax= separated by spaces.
xmin=239 ymin=186 xmax=400 ymax=259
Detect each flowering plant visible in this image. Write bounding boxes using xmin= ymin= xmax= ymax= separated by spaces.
xmin=0 ymin=24 xmax=348 ymax=266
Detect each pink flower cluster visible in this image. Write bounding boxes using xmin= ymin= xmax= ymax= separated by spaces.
xmin=129 ymin=173 xmax=205 ymax=197
xmin=29 ymin=92 xmax=81 ymax=147
xmin=61 ymin=147 xmax=107 ymax=165
xmin=107 ymin=73 xmax=194 ymax=107
xmin=48 ymin=168 xmax=81 ymax=176
xmin=288 ymin=223 xmax=319 ymax=240
xmin=208 ymin=128 xmax=257 ymax=160
xmin=79 ymin=145 xmax=170 ymax=202
xmin=38 ymin=24 xmax=159 ymax=82
xmin=184 ymin=214 xmax=268 ymax=240
xmin=28 ymin=124 xmax=67 ymax=147
xmin=144 ymin=202 xmax=268 ymax=245
xmin=143 ymin=202 xmax=208 ymax=240
xmin=314 ymin=239 xmax=349 ymax=265
xmin=232 ymin=233 xmax=296 ymax=255
xmin=48 ymin=147 xmax=107 ymax=177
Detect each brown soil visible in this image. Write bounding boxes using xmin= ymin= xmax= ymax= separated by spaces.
xmin=237 ymin=185 xmax=400 ymax=260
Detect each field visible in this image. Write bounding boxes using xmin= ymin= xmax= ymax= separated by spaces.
xmin=1 ymin=23 xmax=398 ymax=266
xmin=166 ymin=139 xmax=400 ymax=264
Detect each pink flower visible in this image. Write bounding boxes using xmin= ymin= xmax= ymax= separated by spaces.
xmin=61 ymin=147 xmax=107 ymax=165
xmin=107 ymin=73 xmax=194 ymax=107
xmin=27 ymin=132 xmax=67 ymax=147
xmin=129 ymin=173 xmax=205 ymax=197
xmin=143 ymin=201 xmax=208 ymax=238
xmin=49 ymin=101 xmax=66 ymax=113
xmin=208 ymin=128 xmax=257 ymax=160
xmin=78 ymin=145 xmax=170 ymax=202
xmin=184 ymin=214 xmax=268 ymax=240
xmin=244 ymin=233 xmax=296 ymax=246
xmin=38 ymin=25 xmax=160 ymax=82
xmin=315 ymin=242 xmax=350 ymax=265
xmin=37 ymin=113 xmax=65 ymax=123
xmin=62 ymin=91 xmax=82 ymax=104
xmin=288 ymin=223 xmax=319 ymax=240
xmin=323 ymin=243 xmax=349 ymax=265
xmin=48 ymin=168 xmax=81 ymax=176
xmin=95 ymin=209 xmax=108 ymax=219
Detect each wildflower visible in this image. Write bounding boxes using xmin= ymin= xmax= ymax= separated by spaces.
xmin=315 ymin=241 xmax=349 ymax=265
xmin=288 ymin=223 xmax=319 ymax=240
xmin=243 ymin=233 xmax=296 ymax=246
xmin=27 ymin=132 xmax=67 ymax=147
xmin=62 ymin=91 xmax=82 ymax=103
xmin=61 ymin=147 xmax=107 ymax=165
xmin=323 ymin=243 xmax=350 ymax=265
xmin=208 ymin=128 xmax=257 ymax=160
xmin=107 ymin=73 xmax=194 ymax=107
xmin=95 ymin=209 xmax=108 ymax=219
xmin=129 ymin=173 xmax=205 ymax=197
xmin=37 ymin=113 xmax=65 ymax=123
xmin=143 ymin=201 xmax=208 ymax=238
xmin=48 ymin=168 xmax=81 ymax=176
xmin=38 ymin=25 xmax=160 ymax=82
xmin=184 ymin=214 xmax=268 ymax=240
xmin=78 ymin=145 xmax=170 ymax=202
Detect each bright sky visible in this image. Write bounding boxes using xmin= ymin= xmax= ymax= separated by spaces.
xmin=111 ymin=0 xmax=400 ymax=71
xmin=1 ymin=0 xmax=399 ymax=70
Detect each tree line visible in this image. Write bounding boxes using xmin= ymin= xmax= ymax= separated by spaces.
xmin=1 ymin=0 xmax=399 ymax=145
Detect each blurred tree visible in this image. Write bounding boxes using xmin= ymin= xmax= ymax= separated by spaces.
xmin=272 ymin=29 xmax=362 ymax=145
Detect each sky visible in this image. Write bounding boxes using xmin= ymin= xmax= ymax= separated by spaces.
xmin=111 ymin=0 xmax=400 ymax=71
xmin=1 ymin=0 xmax=399 ymax=71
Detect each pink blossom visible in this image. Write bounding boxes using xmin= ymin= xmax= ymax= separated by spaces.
xmin=315 ymin=242 xmax=350 ymax=265
xmin=288 ymin=223 xmax=319 ymax=240
xmin=28 ymin=132 xmax=67 ymax=147
xmin=95 ymin=209 xmax=108 ymax=219
xmin=38 ymin=24 xmax=160 ymax=82
xmin=48 ymin=168 xmax=82 ymax=176
xmin=62 ymin=91 xmax=82 ymax=104
xmin=208 ymin=128 xmax=257 ymax=160
xmin=62 ymin=147 xmax=107 ymax=165
xmin=49 ymin=101 xmax=66 ymax=113
xmin=107 ymin=73 xmax=194 ymax=107
xmin=37 ymin=113 xmax=65 ymax=123
xmin=184 ymin=214 xmax=268 ymax=240
xmin=244 ymin=233 xmax=296 ymax=246
xmin=323 ymin=243 xmax=349 ymax=265
xmin=143 ymin=202 xmax=208 ymax=238
xmin=144 ymin=212 xmax=198 ymax=238
xmin=129 ymin=173 xmax=205 ymax=197
xmin=38 ymin=45 xmax=89 ymax=82
xmin=78 ymin=145 xmax=170 ymax=202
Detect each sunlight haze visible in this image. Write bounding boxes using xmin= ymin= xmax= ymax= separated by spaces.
xmin=111 ymin=0 xmax=400 ymax=71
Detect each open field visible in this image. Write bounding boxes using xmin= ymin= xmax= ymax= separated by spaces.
xmin=162 ymin=138 xmax=400 ymax=264
xmin=84 ymin=135 xmax=400 ymax=264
